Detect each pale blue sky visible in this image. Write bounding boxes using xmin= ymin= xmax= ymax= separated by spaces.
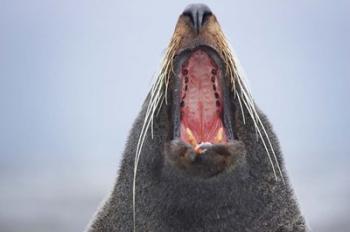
xmin=0 ymin=1 xmax=349 ymax=231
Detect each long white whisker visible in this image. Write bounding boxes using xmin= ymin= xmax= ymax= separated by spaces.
xmin=235 ymin=91 xmax=246 ymax=124
xmin=255 ymin=113 xmax=285 ymax=181
xmin=235 ymin=72 xmax=284 ymax=180
xmin=239 ymin=94 xmax=278 ymax=179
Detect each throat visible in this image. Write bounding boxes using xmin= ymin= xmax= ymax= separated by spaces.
xmin=179 ymin=49 xmax=227 ymax=147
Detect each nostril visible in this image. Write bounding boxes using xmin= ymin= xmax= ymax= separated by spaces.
xmin=182 ymin=3 xmax=212 ymax=33
xmin=182 ymin=11 xmax=195 ymax=26
xmin=202 ymin=11 xmax=212 ymax=25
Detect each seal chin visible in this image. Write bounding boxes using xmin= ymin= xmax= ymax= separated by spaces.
xmin=166 ymin=46 xmax=246 ymax=178
xmin=165 ymin=139 xmax=246 ymax=178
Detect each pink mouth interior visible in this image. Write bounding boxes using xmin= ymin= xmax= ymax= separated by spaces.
xmin=180 ymin=49 xmax=228 ymax=147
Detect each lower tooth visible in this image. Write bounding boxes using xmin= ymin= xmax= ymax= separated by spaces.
xmin=186 ymin=128 xmax=198 ymax=147
xmin=214 ymin=128 xmax=224 ymax=143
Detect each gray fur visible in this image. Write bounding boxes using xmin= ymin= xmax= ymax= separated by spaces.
xmin=86 ymin=93 xmax=307 ymax=232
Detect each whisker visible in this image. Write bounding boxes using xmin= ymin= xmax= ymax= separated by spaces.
xmin=216 ymin=29 xmax=284 ymax=181
xmin=235 ymin=91 xmax=246 ymax=124
xmin=133 ymin=35 xmax=180 ymax=231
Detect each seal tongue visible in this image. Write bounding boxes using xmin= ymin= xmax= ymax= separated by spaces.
xmin=179 ymin=49 xmax=227 ymax=148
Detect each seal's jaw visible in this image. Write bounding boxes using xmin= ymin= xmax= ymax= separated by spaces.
xmin=164 ymin=5 xmax=246 ymax=178
xmin=167 ymin=46 xmax=245 ymax=179
xmin=171 ymin=5 xmax=236 ymax=150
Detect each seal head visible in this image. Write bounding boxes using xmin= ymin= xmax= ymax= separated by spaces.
xmin=86 ymin=4 xmax=307 ymax=232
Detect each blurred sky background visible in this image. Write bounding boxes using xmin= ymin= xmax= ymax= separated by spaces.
xmin=0 ymin=0 xmax=349 ymax=231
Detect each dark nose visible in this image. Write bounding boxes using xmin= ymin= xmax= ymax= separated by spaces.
xmin=182 ymin=4 xmax=212 ymax=33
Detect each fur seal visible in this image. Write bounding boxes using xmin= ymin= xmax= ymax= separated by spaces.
xmin=87 ymin=3 xmax=307 ymax=232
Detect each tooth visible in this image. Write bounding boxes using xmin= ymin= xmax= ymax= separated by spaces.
xmin=186 ymin=127 xmax=198 ymax=147
xmin=214 ymin=127 xmax=224 ymax=143
xmin=194 ymin=144 xmax=205 ymax=154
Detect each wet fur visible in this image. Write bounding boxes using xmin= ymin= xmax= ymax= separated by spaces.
xmin=86 ymin=94 xmax=307 ymax=232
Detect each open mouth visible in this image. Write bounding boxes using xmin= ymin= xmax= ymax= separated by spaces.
xmin=133 ymin=4 xmax=249 ymax=178
xmin=172 ymin=46 xmax=236 ymax=154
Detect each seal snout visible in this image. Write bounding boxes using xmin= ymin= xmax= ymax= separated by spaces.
xmin=182 ymin=3 xmax=212 ymax=34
